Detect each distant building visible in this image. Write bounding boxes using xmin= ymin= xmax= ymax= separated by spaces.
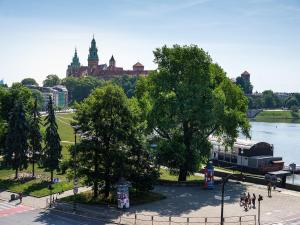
xmin=241 ymin=71 xmax=250 ymax=81
xmin=66 ymin=36 xmax=150 ymax=79
xmin=26 ymin=85 xmax=68 ymax=110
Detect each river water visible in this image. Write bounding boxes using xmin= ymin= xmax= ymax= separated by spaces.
xmin=247 ymin=122 xmax=300 ymax=184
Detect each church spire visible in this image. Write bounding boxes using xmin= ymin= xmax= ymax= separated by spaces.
xmin=88 ymin=36 xmax=99 ymax=67
xmin=109 ymin=55 xmax=115 ymax=67
xmin=71 ymin=48 xmax=80 ymax=67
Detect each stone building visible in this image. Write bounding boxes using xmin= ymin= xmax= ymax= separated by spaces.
xmin=66 ymin=37 xmax=149 ymax=79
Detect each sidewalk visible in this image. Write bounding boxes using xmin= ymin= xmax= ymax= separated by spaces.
xmin=0 ymin=186 xmax=91 ymax=208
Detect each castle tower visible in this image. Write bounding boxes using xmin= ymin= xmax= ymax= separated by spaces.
xmin=71 ymin=48 xmax=80 ymax=68
xmin=241 ymin=71 xmax=250 ymax=81
xmin=88 ymin=36 xmax=99 ymax=68
xmin=67 ymin=48 xmax=81 ymax=77
xmin=109 ymin=55 xmax=116 ymax=67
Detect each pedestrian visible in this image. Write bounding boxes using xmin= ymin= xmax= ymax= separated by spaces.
xmin=252 ymin=193 xmax=256 ymax=208
xmin=247 ymin=192 xmax=251 ymax=208
xmin=267 ymin=182 xmax=272 ymax=197
xmin=19 ymin=192 xmax=23 ymax=203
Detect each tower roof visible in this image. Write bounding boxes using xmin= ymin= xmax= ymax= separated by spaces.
xmin=133 ymin=62 xmax=144 ymax=67
xmin=241 ymin=71 xmax=250 ymax=75
xmin=88 ymin=36 xmax=99 ymax=62
xmin=71 ymin=48 xmax=80 ymax=67
xmin=110 ymin=55 xmax=115 ymax=62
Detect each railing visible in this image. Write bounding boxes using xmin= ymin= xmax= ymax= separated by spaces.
xmin=119 ymin=214 xmax=256 ymax=225
xmin=51 ymin=202 xmax=256 ymax=225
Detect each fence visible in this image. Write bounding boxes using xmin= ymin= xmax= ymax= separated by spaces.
xmin=119 ymin=214 xmax=256 ymax=225
xmin=50 ymin=201 xmax=256 ymax=225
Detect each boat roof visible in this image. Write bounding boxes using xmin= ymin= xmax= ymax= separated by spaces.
xmin=209 ymin=136 xmax=256 ymax=147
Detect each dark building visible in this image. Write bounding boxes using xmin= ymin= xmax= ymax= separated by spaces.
xmin=241 ymin=70 xmax=250 ymax=81
xmin=66 ymin=37 xmax=150 ymax=79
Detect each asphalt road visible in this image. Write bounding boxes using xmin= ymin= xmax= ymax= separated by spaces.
xmin=0 ymin=209 xmax=112 ymax=225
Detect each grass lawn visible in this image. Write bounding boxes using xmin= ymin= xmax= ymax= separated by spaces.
xmin=0 ymin=165 xmax=74 ymax=197
xmin=62 ymin=189 xmax=166 ymax=206
xmin=159 ymin=168 xmax=204 ymax=182
xmin=0 ymin=112 xmax=76 ymax=197
xmin=254 ymin=110 xmax=300 ymax=123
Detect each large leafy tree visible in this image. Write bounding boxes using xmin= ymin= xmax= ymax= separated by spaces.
xmin=43 ymin=74 xmax=61 ymax=87
xmin=138 ymin=45 xmax=250 ymax=181
xmin=29 ymin=98 xmax=43 ymax=177
xmin=75 ymin=84 xmax=157 ymax=198
xmin=44 ymin=96 xmax=62 ymax=182
xmin=4 ymin=101 xmax=29 ymax=179
xmin=21 ymin=78 xmax=38 ymax=86
xmin=61 ymin=76 xmax=104 ymax=103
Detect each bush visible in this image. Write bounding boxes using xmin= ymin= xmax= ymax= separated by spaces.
xmin=59 ymin=159 xmax=70 ymax=174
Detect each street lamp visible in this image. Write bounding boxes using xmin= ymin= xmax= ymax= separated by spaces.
xmin=220 ymin=173 xmax=237 ymax=225
xmin=72 ymin=125 xmax=81 ymax=212
xmin=240 ymin=149 xmax=244 ymax=176
xmin=258 ymin=194 xmax=263 ymax=225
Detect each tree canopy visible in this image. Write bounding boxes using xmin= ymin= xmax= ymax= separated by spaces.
xmin=137 ymin=45 xmax=250 ymax=181
xmin=75 ymin=83 xmax=158 ymax=198
xmin=43 ymin=74 xmax=61 ymax=87
xmin=236 ymin=76 xmax=253 ymax=94
xmin=21 ymin=78 xmax=38 ymax=86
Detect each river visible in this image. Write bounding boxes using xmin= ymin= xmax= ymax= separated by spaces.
xmin=247 ymin=122 xmax=300 ymax=184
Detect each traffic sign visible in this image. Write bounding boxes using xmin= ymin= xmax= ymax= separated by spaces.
xmin=53 ymin=178 xmax=60 ymax=183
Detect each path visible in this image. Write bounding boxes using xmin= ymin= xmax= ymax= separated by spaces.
xmin=0 ymin=186 xmax=91 ymax=209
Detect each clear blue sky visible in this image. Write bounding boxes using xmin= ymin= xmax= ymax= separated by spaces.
xmin=0 ymin=0 xmax=299 ymax=92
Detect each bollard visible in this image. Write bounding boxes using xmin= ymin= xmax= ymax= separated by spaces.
xmin=169 ymin=216 xmax=171 ymax=225
xmin=239 ymin=216 xmax=242 ymax=225
xmin=151 ymin=216 xmax=154 ymax=225
xmin=205 ymin=217 xmax=207 ymax=225
xmin=134 ymin=213 xmax=137 ymax=225
xmin=187 ymin=217 xmax=189 ymax=225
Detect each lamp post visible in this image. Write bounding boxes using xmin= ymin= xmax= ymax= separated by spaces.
xmin=240 ymin=149 xmax=244 ymax=176
xmin=258 ymin=194 xmax=263 ymax=225
xmin=72 ymin=125 xmax=80 ymax=212
xmin=220 ymin=173 xmax=236 ymax=225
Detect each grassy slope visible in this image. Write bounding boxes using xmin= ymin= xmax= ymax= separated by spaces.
xmin=0 ymin=113 xmax=75 ymax=197
xmin=159 ymin=168 xmax=204 ymax=182
xmin=254 ymin=110 xmax=300 ymax=123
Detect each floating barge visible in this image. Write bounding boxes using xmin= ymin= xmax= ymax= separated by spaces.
xmin=210 ymin=137 xmax=284 ymax=174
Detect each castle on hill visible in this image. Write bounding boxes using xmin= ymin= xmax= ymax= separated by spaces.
xmin=66 ymin=37 xmax=149 ymax=79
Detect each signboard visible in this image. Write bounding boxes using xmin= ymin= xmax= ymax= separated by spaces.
xmin=117 ymin=184 xmax=130 ymax=209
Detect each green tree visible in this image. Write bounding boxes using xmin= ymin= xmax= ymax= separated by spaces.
xmin=43 ymin=96 xmax=62 ymax=182
xmin=236 ymin=76 xmax=253 ymax=94
xmin=262 ymin=90 xmax=279 ymax=109
xmin=4 ymin=101 xmax=29 ymax=179
xmin=139 ymin=45 xmax=250 ymax=181
xmin=61 ymin=76 xmax=104 ymax=103
xmin=29 ymin=98 xmax=43 ymax=177
xmin=43 ymin=74 xmax=61 ymax=87
xmin=30 ymin=89 xmax=44 ymax=110
xmin=112 ymin=75 xmax=138 ymax=98
xmin=75 ymin=84 xmax=156 ymax=198
xmin=285 ymin=96 xmax=298 ymax=109
xmin=21 ymin=78 xmax=38 ymax=86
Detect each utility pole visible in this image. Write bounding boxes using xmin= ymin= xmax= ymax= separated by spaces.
xmin=220 ymin=178 xmax=225 ymax=225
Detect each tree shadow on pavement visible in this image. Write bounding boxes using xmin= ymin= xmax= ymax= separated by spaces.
xmin=130 ymin=181 xmax=248 ymax=217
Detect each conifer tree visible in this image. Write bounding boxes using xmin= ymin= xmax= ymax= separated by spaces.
xmin=5 ymin=100 xmax=29 ymax=179
xmin=29 ymin=98 xmax=42 ymax=177
xmin=44 ymin=96 xmax=61 ymax=183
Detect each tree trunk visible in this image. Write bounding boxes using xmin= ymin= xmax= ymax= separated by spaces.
xmin=50 ymin=170 xmax=53 ymax=183
xmin=32 ymin=152 xmax=35 ymax=177
xmin=15 ymin=167 xmax=18 ymax=179
xmin=93 ymin=181 xmax=98 ymax=199
xmin=178 ymin=168 xmax=187 ymax=181
xmin=104 ymin=166 xmax=110 ymax=199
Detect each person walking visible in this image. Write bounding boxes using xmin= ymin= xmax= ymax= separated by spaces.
xmin=247 ymin=192 xmax=251 ymax=208
xmin=19 ymin=192 xmax=23 ymax=204
xmin=267 ymin=182 xmax=272 ymax=197
xmin=252 ymin=193 xmax=256 ymax=208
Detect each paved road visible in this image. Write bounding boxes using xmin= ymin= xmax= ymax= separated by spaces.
xmin=0 ymin=206 xmax=111 ymax=225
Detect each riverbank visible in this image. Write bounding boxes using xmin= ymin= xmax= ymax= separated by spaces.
xmin=252 ymin=110 xmax=300 ymax=123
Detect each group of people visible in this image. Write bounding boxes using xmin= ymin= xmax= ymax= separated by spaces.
xmin=240 ymin=192 xmax=256 ymax=211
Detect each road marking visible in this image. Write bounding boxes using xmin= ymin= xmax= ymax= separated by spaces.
xmin=0 ymin=201 xmax=34 ymax=218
